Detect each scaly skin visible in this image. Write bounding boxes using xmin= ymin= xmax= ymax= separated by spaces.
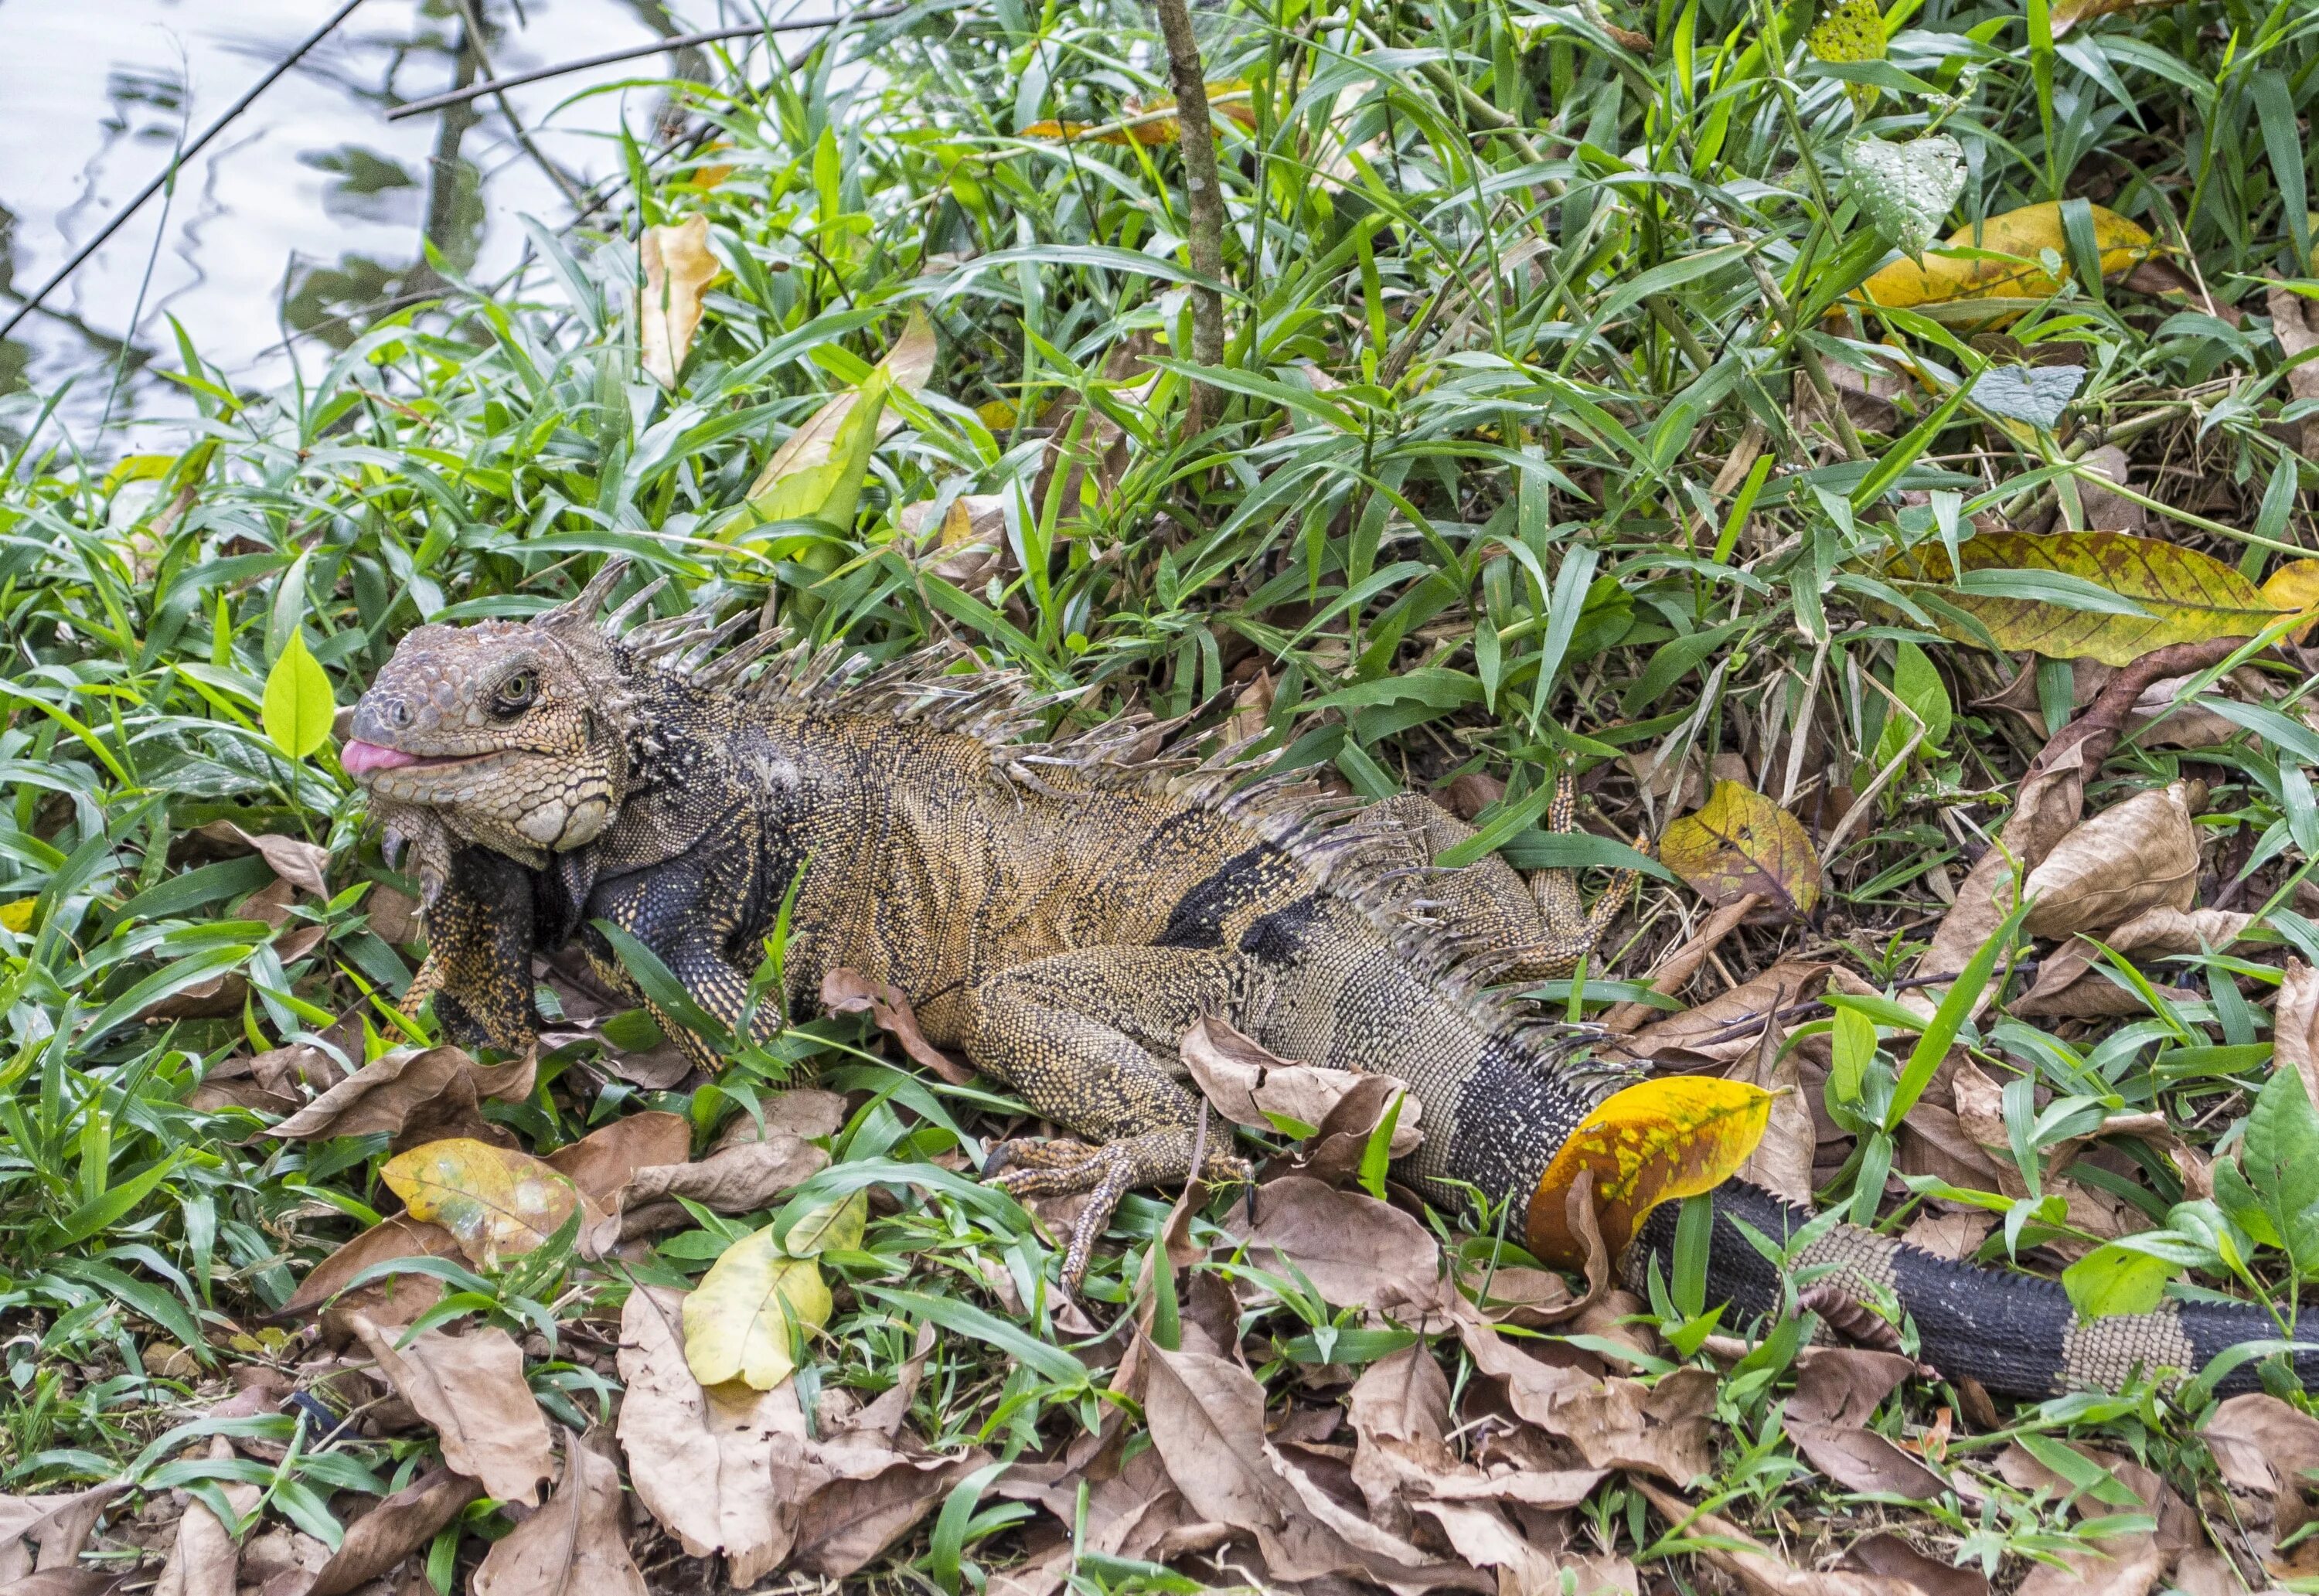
xmin=345 ymin=566 xmax=2319 ymax=1398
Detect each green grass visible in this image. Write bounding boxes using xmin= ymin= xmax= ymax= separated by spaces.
xmin=2 ymin=0 xmax=2319 ymax=1587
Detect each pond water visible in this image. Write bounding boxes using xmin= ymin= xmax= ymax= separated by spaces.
xmin=0 ymin=0 xmax=754 ymax=451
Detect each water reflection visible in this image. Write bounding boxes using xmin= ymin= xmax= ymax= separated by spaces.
xmin=0 ymin=0 xmax=720 ymax=444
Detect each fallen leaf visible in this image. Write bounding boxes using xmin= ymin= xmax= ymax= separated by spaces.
xmin=1451 ymin=1305 xmax=1715 ymax=1482
xmin=821 ymin=968 xmax=975 ymax=1084
xmin=1615 ymin=958 xmax=1830 ymax=1063
xmin=628 ymin=1131 xmax=828 ymax=1214
xmin=2205 ymin=1390 xmax=2319 ymax=1554
xmin=1242 ymin=1176 xmax=1447 ymax=1314
xmin=349 ymin=1315 xmax=553 ymax=1503
xmin=788 ymin=1450 xmax=989 ymax=1580
xmin=472 ymin=1430 xmax=648 ymax=1596
xmin=2018 ymin=779 xmax=2202 ymax=939
xmin=1881 ymin=530 xmax=2282 ymax=666
xmin=2268 ymin=287 xmax=2319 ymax=464
xmin=543 ymin=1110 xmax=691 ymax=1203
xmin=1660 ymin=781 xmax=1823 ymax=918
xmin=192 ymin=822 xmax=330 ymax=897
xmin=0 ymin=1483 xmax=124 ymax=1581
xmin=2263 ymin=558 xmax=2319 ymax=643
xmin=152 ymin=1438 xmax=254 ymax=1596
xmin=1855 ymin=201 xmax=2155 ymax=314
xmin=2051 ymin=0 xmax=2182 ymax=33
xmin=263 ymin=1046 xmax=533 ymax=1142
xmin=1733 ymin=1000 xmax=1814 ymax=1206
xmin=1633 ymin=1478 xmax=1919 ymax=1594
xmin=640 ymin=214 xmax=722 ymax=390
xmin=305 ymin=1468 xmax=480 ymax=1596
xmin=2277 ymin=961 xmax=2319 ymax=1116
xmin=2018 ymin=903 xmax=2254 ymax=1012
xmin=615 ymin=1286 xmax=794 ymax=1582
xmin=380 ymin=1137 xmax=601 ymax=1268
xmin=1837 ymin=1534 xmax=1990 ymax=1596
xmin=1524 ymin=1077 xmax=1772 ymax=1265
xmin=0 ymin=1574 xmax=128 ymax=1595
xmin=1784 ymin=1346 xmax=1945 ymax=1499
xmin=1182 ymin=1015 xmax=1422 ymax=1149
xmin=282 ymin=1213 xmax=462 ymax=1346
xmin=682 ymin=1224 xmax=833 ymax=1390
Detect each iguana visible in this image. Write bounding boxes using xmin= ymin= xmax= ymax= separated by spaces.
xmin=340 ymin=563 xmax=2310 ymax=1399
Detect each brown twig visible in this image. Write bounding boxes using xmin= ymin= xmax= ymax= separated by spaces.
xmin=1152 ymin=0 xmax=1228 ymax=418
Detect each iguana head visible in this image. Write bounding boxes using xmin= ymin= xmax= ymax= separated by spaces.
xmin=345 ymin=570 xmax=634 ymax=866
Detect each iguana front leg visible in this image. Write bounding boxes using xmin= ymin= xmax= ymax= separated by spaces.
xmin=396 ymin=838 xmax=542 ymax=1054
xmin=584 ymin=868 xmax=764 ymax=1071
xmin=964 ymin=946 xmax=1255 ymax=1291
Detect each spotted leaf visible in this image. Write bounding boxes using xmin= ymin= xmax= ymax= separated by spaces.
xmin=1525 ymin=1078 xmax=1772 ymax=1265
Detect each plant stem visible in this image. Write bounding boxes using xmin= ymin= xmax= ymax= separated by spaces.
xmin=1154 ymin=0 xmax=1228 ymax=406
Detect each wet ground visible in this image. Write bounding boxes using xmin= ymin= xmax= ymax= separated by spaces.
xmin=0 ymin=0 xmax=742 ymax=448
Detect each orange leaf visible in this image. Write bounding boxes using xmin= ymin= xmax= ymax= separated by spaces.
xmin=1525 ymin=1078 xmax=1772 ymax=1266
xmin=2263 ymin=560 xmax=2319 ymax=645
xmin=1659 ymin=781 xmax=1822 ymax=918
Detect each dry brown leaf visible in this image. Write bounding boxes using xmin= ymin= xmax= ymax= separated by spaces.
xmin=472 ymin=1430 xmax=648 ymax=1596
xmin=2272 ymin=961 xmax=2319 ymax=1114
xmin=263 ymin=1046 xmax=534 ymax=1142
xmin=2270 ymin=287 xmax=2319 ymax=462
xmin=543 ymin=1110 xmax=691 ymax=1203
xmin=1182 ymin=1016 xmax=1422 ymax=1150
xmin=1836 ymin=1534 xmax=1990 ymax=1596
xmin=1615 ymin=960 xmax=1830 ymax=1064
xmin=305 ymin=1468 xmax=480 ymax=1596
xmin=1602 ymin=894 xmax=1762 ymax=1033
xmin=2205 ymin=1392 xmax=2319 ymax=1549
xmin=821 ymin=968 xmax=976 ymax=1084
xmin=192 ymin=822 xmax=330 ymax=897
xmin=789 ymin=1450 xmax=989 ymax=1580
xmin=628 ymin=1131 xmax=828 ymax=1214
xmin=0 ymin=1574 xmax=128 ymax=1595
xmin=282 ymin=1214 xmax=462 ymax=1346
xmin=1242 ymin=1176 xmax=1447 ymax=1314
xmin=615 ymin=1286 xmax=793 ymax=1583
xmin=897 ymin=493 xmax=1010 ymax=587
xmin=640 ymin=214 xmax=722 ymax=390
xmin=1632 ymin=1479 xmax=1920 ymax=1594
xmin=1451 ymin=1304 xmax=1714 ymax=1483
xmin=746 ymin=308 xmax=938 ymax=501
xmin=349 ymin=1315 xmax=553 ymax=1503
xmin=0 ymin=1483 xmax=124 ymax=1581
xmin=2018 ymin=779 xmax=2202 ymax=939
xmin=1733 ymin=1004 xmax=1813 ymax=1206
xmin=2017 ymin=903 xmax=2253 ymax=1013
xmin=152 ymin=1438 xmax=254 ymax=1596
xmin=1900 ymin=1208 xmax=1994 ymax=1261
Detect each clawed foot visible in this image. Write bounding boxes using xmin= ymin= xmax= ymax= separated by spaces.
xmin=982 ymin=1132 xmax=1254 ymax=1294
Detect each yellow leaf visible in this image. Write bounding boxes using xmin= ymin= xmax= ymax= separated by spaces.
xmin=1525 ymin=1078 xmax=1772 ymax=1266
xmin=640 ymin=215 xmax=723 ymax=390
xmin=682 ymin=1227 xmax=833 ymax=1390
xmin=784 ymin=1190 xmax=868 ymax=1256
xmin=1807 ymin=0 xmax=1885 ymax=114
xmin=1881 ymin=530 xmax=2286 ymax=665
xmin=1854 ymin=201 xmax=2154 ymax=315
xmin=2264 ymin=560 xmax=2319 ymax=644
xmin=724 ymin=308 xmax=939 ymax=541
xmin=0 ymin=900 xmax=34 ymax=934
xmin=1020 ymin=83 xmax=1258 ymax=147
xmin=1659 ymin=781 xmax=1823 ymax=918
xmin=382 ymin=1138 xmax=598 ymax=1270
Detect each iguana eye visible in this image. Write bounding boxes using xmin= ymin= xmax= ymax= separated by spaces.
xmin=494 ymin=671 xmax=537 ymax=716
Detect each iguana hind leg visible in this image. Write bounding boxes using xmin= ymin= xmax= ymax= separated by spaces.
xmin=965 ymin=946 xmax=1254 ymax=1290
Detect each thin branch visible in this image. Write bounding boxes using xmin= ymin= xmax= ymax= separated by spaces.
xmin=1153 ymin=0 xmax=1228 ymax=415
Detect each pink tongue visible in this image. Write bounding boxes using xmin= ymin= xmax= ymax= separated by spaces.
xmin=341 ymin=740 xmax=424 ymax=776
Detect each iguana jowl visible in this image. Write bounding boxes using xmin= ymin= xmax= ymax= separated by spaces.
xmin=343 ymin=565 xmax=2309 ymax=1399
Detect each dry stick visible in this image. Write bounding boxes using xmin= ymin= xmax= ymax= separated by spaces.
xmin=384 ymin=9 xmax=910 ymax=121
xmin=1152 ymin=0 xmax=1228 ymax=419
xmin=0 ymin=0 xmax=369 ymax=342
xmin=450 ymin=0 xmax=590 ymax=212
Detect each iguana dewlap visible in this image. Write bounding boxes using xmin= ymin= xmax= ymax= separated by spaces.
xmin=345 ymin=564 xmax=2305 ymax=1400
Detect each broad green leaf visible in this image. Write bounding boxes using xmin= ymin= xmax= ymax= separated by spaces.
xmin=2238 ymin=1060 xmax=2319 ymax=1274
xmin=1879 ymin=531 xmax=2287 ymax=665
xmin=1873 ymin=641 xmax=1952 ymax=767
xmin=1843 ymin=134 xmax=1963 ymax=259
xmin=682 ymin=1226 xmax=833 ymax=1389
xmin=263 ymin=630 xmax=335 ymax=761
xmin=2062 ymin=1239 xmax=2178 ymax=1321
